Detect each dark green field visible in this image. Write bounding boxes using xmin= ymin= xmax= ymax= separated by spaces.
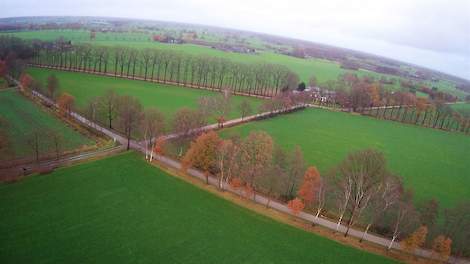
xmin=221 ymin=108 xmax=470 ymax=208
xmin=0 ymin=89 xmax=93 ymax=160
xmin=27 ymin=68 xmax=263 ymax=122
xmin=0 ymin=152 xmax=396 ymax=263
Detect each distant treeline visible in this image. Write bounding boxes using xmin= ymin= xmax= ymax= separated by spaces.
xmin=26 ymin=38 xmax=299 ymax=97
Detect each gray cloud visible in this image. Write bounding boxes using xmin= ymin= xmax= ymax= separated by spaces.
xmin=1 ymin=0 xmax=469 ymax=79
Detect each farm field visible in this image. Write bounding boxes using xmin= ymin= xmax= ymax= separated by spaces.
xmin=4 ymin=29 xmax=466 ymax=98
xmin=220 ymin=108 xmax=470 ymax=208
xmin=0 ymin=152 xmax=397 ymax=263
xmin=0 ymin=89 xmax=93 ymax=160
xmin=451 ymin=102 xmax=470 ymax=117
xmin=26 ymin=68 xmax=263 ymax=122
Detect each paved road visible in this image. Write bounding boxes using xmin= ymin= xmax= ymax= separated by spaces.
xmin=17 ymin=77 xmax=468 ymax=264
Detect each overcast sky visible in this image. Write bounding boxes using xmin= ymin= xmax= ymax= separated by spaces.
xmin=1 ymin=0 xmax=470 ymax=80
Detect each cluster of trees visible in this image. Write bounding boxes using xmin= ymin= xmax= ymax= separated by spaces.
xmin=364 ymin=97 xmax=470 ymax=133
xmin=29 ymin=40 xmax=299 ymax=97
xmin=22 ymin=128 xmax=65 ymax=163
xmin=0 ymin=36 xmax=35 ymax=80
xmin=319 ymin=73 xmax=456 ymax=110
xmin=177 ymin=130 xmax=470 ymax=259
xmin=314 ymin=74 xmax=468 ymax=133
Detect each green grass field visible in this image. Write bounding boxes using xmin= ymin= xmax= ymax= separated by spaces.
xmin=0 ymin=152 xmax=396 ymax=263
xmin=0 ymin=89 xmax=93 ymax=160
xmin=26 ymin=68 xmax=263 ymax=123
xmin=220 ymin=108 xmax=470 ymax=208
xmin=5 ymin=29 xmax=466 ymax=98
xmin=451 ymin=103 xmax=470 ymax=117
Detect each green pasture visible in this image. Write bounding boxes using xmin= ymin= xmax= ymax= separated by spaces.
xmin=6 ymin=29 xmax=465 ymax=98
xmin=26 ymin=68 xmax=263 ymax=122
xmin=220 ymin=108 xmax=470 ymax=208
xmin=0 ymin=152 xmax=396 ymax=263
xmin=0 ymin=89 xmax=93 ymax=160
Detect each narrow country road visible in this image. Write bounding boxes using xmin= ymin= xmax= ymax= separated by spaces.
xmin=0 ymin=145 xmax=124 ymax=178
xmin=14 ymin=78 xmax=468 ymax=264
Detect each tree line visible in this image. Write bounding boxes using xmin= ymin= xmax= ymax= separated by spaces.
xmin=312 ymin=73 xmax=469 ymax=134
xmin=26 ymin=38 xmax=300 ymax=97
xmin=175 ymin=129 xmax=470 ymax=260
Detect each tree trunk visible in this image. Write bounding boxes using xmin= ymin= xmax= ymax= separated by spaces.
xmin=266 ymin=197 xmax=271 ymax=208
xmin=336 ymin=214 xmax=344 ymax=231
xmin=313 ymin=208 xmax=322 ymax=226
xmin=344 ymin=206 xmax=357 ymax=237
xmin=388 ymin=235 xmax=397 ymax=250
xmin=360 ymin=223 xmax=372 ymax=242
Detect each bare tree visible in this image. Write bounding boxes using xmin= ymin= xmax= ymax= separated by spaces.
xmin=197 ymin=96 xmax=213 ymax=118
xmin=117 ymin=95 xmax=143 ymax=150
xmin=285 ymin=145 xmax=305 ymax=199
xmin=339 ymin=149 xmax=390 ymax=237
xmin=48 ymin=129 xmax=63 ymax=160
xmin=26 ymin=129 xmax=42 ymax=163
xmin=261 ymin=162 xmax=283 ymax=208
xmin=359 ymin=174 xmax=403 ymax=242
xmin=46 ymin=74 xmax=59 ymax=100
xmin=238 ymin=100 xmax=253 ymax=120
xmin=99 ymin=89 xmax=118 ymax=129
xmin=388 ymin=189 xmax=418 ymax=250
xmin=215 ymin=139 xmax=240 ymax=190
xmin=172 ymin=108 xmax=207 ymax=137
xmin=312 ymin=176 xmax=330 ymax=225
xmin=239 ymin=131 xmax=274 ymax=200
xmin=442 ymin=200 xmax=470 ymax=258
xmin=141 ymin=108 xmax=165 ymax=160
xmin=85 ymin=96 xmax=100 ymax=125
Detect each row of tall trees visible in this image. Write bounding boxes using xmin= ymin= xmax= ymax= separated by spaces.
xmin=30 ymin=40 xmax=299 ymax=97
xmin=314 ymin=73 xmax=469 ymax=134
xmin=178 ymin=130 xmax=469 ymax=259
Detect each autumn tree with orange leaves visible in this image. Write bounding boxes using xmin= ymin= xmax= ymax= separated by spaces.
xmin=182 ymin=131 xmax=221 ymax=184
xmin=57 ymin=92 xmax=75 ymax=117
xmin=432 ymin=235 xmax=452 ymax=262
xmin=297 ymin=166 xmax=321 ymax=205
xmin=239 ymin=131 xmax=273 ymax=200
xmin=415 ymin=97 xmax=428 ymax=124
xmin=288 ymin=198 xmax=305 ymax=216
xmin=19 ymin=73 xmax=33 ymax=94
xmin=401 ymin=225 xmax=428 ymax=253
xmin=230 ymin=177 xmax=243 ymax=197
xmin=150 ymin=136 xmax=166 ymax=162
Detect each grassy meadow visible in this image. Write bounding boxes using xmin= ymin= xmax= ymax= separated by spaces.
xmin=0 ymin=89 xmax=93 ymax=160
xmin=452 ymin=102 xmax=470 ymax=117
xmin=27 ymin=68 xmax=263 ymax=122
xmin=0 ymin=152 xmax=397 ymax=263
xmin=220 ymin=108 xmax=470 ymax=208
xmin=4 ymin=29 xmax=466 ymax=98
